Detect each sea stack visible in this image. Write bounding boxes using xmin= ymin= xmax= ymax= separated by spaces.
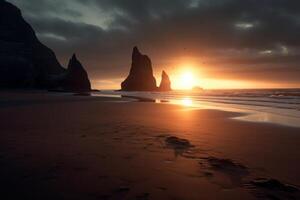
xmin=121 ymin=46 xmax=157 ymax=91
xmin=158 ymin=70 xmax=172 ymax=91
xmin=63 ymin=54 xmax=91 ymax=92
xmin=0 ymin=1 xmax=91 ymax=90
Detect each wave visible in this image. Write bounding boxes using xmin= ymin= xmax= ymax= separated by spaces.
xmin=93 ymin=89 xmax=300 ymax=127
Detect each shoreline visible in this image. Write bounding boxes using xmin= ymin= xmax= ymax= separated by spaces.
xmin=93 ymin=90 xmax=300 ymax=128
xmin=2 ymin=89 xmax=300 ymax=128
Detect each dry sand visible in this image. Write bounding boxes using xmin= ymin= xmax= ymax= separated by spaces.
xmin=0 ymin=91 xmax=299 ymax=200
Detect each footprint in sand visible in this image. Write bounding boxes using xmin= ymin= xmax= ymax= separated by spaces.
xmin=156 ymin=133 xmax=300 ymax=199
xmin=248 ymin=178 xmax=300 ymax=199
xmin=200 ymin=156 xmax=249 ymax=188
xmin=163 ymin=135 xmax=194 ymax=157
xmin=201 ymin=157 xmax=300 ymax=199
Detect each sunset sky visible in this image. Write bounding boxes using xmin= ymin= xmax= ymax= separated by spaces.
xmin=9 ymin=0 xmax=300 ymax=89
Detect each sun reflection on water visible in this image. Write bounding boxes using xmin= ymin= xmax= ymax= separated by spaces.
xmin=181 ymin=98 xmax=193 ymax=107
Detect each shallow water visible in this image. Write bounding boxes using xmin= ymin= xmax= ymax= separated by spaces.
xmin=92 ymin=89 xmax=300 ymax=128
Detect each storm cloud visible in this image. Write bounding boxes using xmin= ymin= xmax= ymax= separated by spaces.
xmin=8 ymin=0 xmax=300 ymax=88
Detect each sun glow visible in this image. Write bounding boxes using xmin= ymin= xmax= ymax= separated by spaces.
xmin=179 ymin=71 xmax=195 ymax=89
xmin=181 ymin=98 xmax=193 ymax=107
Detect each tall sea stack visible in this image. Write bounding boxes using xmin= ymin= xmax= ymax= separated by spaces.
xmin=158 ymin=70 xmax=172 ymax=91
xmin=63 ymin=54 xmax=91 ymax=92
xmin=121 ymin=46 xmax=157 ymax=91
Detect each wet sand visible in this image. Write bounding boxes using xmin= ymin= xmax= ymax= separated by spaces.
xmin=0 ymin=91 xmax=300 ymax=200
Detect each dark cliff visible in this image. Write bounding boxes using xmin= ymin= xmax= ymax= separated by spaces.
xmin=0 ymin=1 xmax=91 ymax=91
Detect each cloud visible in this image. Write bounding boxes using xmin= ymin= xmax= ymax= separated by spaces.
xmin=7 ymin=0 xmax=300 ymax=87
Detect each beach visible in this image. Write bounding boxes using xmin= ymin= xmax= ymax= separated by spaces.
xmin=0 ymin=91 xmax=300 ymax=200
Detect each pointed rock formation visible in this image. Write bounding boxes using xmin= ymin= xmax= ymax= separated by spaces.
xmin=158 ymin=70 xmax=172 ymax=91
xmin=0 ymin=1 xmax=91 ymax=90
xmin=63 ymin=54 xmax=91 ymax=92
xmin=121 ymin=46 xmax=157 ymax=91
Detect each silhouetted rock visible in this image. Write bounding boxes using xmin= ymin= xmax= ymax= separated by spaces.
xmin=63 ymin=54 xmax=91 ymax=92
xmin=158 ymin=70 xmax=172 ymax=91
xmin=0 ymin=0 xmax=65 ymax=88
xmin=121 ymin=46 xmax=157 ymax=91
xmin=0 ymin=1 xmax=91 ymax=90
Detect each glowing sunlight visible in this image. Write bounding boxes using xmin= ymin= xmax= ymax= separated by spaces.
xmin=181 ymin=97 xmax=193 ymax=107
xmin=180 ymin=72 xmax=195 ymax=89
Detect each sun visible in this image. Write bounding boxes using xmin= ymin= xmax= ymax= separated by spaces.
xmin=180 ymin=71 xmax=195 ymax=89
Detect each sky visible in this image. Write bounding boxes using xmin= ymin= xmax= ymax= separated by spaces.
xmin=8 ymin=0 xmax=300 ymax=89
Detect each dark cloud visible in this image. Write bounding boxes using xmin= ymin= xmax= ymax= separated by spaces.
xmin=7 ymin=0 xmax=300 ymax=88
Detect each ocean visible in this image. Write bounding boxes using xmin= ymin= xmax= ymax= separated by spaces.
xmin=93 ymin=89 xmax=300 ymax=128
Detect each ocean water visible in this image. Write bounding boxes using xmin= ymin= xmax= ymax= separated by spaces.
xmin=93 ymin=89 xmax=300 ymax=128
